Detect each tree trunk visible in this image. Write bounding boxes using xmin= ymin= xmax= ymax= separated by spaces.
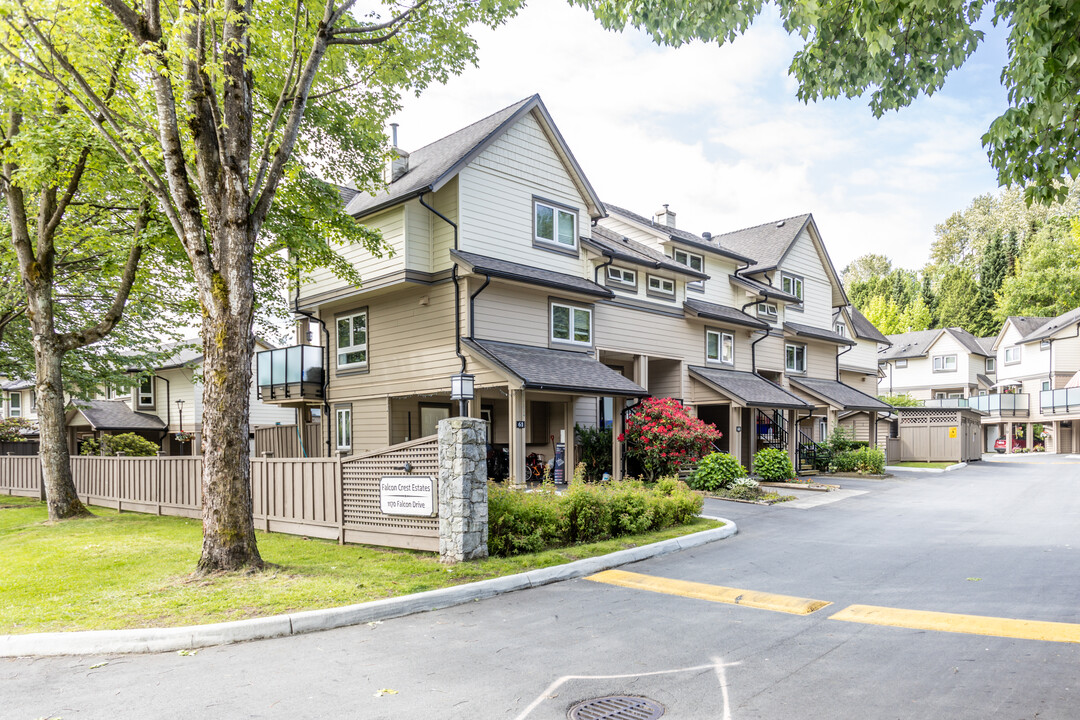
xmin=35 ymin=342 xmax=91 ymax=520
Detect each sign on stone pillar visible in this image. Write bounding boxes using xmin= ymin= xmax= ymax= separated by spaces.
xmin=437 ymin=417 xmax=489 ymax=563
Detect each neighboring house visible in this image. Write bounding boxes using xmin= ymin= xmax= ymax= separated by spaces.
xmin=0 ymin=379 xmax=37 ymax=424
xmin=878 ymin=327 xmax=996 ymax=401
xmin=65 ymin=338 xmax=296 ymax=455
xmin=274 ymin=94 xmax=891 ymax=482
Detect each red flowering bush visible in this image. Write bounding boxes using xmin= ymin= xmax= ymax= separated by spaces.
xmin=622 ymin=398 xmax=721 ymax=480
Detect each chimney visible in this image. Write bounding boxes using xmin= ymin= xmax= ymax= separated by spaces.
xmin=387 ymin=123 xmax=409 ymax=182
xmin=654 ymin=204 xmax=676 ymax=228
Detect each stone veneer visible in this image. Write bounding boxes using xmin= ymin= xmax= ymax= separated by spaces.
xmin=437 ymin=417 xmax=488 ymax=563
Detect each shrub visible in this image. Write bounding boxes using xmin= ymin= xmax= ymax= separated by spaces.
xmin=79 ymin=432 xmax=160 ymax=457
xmin=488 ymin=483 xmax=569 ymax=556
xmin=687 ymin=452 xmax=747 ymax=492
xmin=829 ymin=445 xmax=885 ymax=474
xmin=622 ymin=398 xmax=721 ymax=480
xmin=0 ymin=416 xmax=37 ymax=442
xmin=575 ymin=424 xmax=612 ymax=481
xmin=566 ymin=482 xmax=614 ymax=543
xmin=752 ymin=448 xmax=795 ymax=480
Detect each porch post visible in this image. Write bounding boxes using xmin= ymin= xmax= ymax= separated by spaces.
xmin=1006 ymin=421 xmax=1014 ymax=453
xmin=1051 ymin=420 xmax=1060 ymax=454
xmin=634 ymin=356 xmax=648 ymax=395
xmin=612 ymin=396 xmax=624 ymax=481
xmin=729 ymin=405 xmax=742 ymax=466
xmin=468 ymin=389 xmax=482 ymax=419
xmin=563 ymin=400 xmax=576 ymax=482
xmin=1025 ymin=422 xmax=1033 ymax=451
xmin=869 ymin=412 xmax=879 ymax=451
xmin=509 ymin=388 xmax=526 ymax=488
xmin=787 ymin=409 xmax=798 ymax=473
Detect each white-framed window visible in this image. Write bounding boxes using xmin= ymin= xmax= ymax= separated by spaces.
xmin=337 ymin=310 xmax=368 ymax=369
xmin=758 ymin=302 xmax=778 ymax=320
xmin=785 ymin=343 xmax=806 ymax=373
xmin=29 ymin=390 xmax=36 ymax=411
xmin=606 ymin=266 xmax=636 ymax=287
xmin=979 ymin=390 xmax=987 ymax=396
xmin=835 ymin=322 xmax=847 ymax=337
xmin=8 ymin=392 xmax=21 ymax=418
xmin=673 ymin=248 xmax=704 ymax=290
xmin=1043 ymin=380 xmax=1052 ymax=392
xmin=1005 ymin=346 xmax=1021 ymax=364
xmin=933 ymin=354 xmax=957 ymax=372
xmin=335 ymin=407 xmax=352 ymax=452
xmin=138 ymin=377 xmax=155 ymax=408
xmin=706 ymin=330 xmax=734 ymax=365
xmin=896 ymin=359 xmax=908 ymax=368
xmin=986 ymin=357 xmax=996 ymax=373
xmin=108 ymin=384 xmax=130 ymax=400
xmin=935 ymin=392 xmax=946 ymax=399
xmin=781 ymin=273 xmax=803 ymax=303
xmin=534 ymin=200 xmax=576 ymax=249
xmin=1041 ymin=339 xmax=1051 ymax=350
xmin=647 ymin=275 xmax=675 ymax=297
xmin=948 ymin=392 xmax=963 ymax=399
xmin=551 ymin=303 xmax=592 ymax=346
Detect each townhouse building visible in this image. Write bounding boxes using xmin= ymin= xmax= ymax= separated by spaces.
xmin=0 ymin=379 xmax=37 ymax=424
xmin=267 ymin=95 xmax=890 ymax=484
xmin=878 ymin=327 xmax=996 ymax=402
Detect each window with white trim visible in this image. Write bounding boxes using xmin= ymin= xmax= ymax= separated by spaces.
xmin=29 ymin=390 xmax=36 ymax=412
xmin=781 ymin=273 xmax=803 ymax=303
xmin=647 ymin=275 xmax=675 ymax=297
xmin=948 ymin=392 xmax=963 ymax=399
xmin=551 ymin=303 xmax=592 ymax=345
xmin=108 ymin=384 xmax=130 ymax=400
xmin=673 ymin=248 xmax=704 ymax=290
xmin=534 ymin=200 xmax=576 ymax=249
xmin=138 ymin=377 xmax=155 ymax=408
xmin=1042 ymin=380 xmax=1051 ymax=392
xmin=933 ymin=354 xmax=957 ymax=372
xmin=8 ymin=392 xmax=20 ymax=418
xmin=605 ymin=266 xmax=636 ymax=287
xmin=935 ymin=392 xmax=946 ymax=399
xmin=896 ymin=359 xmax=908 ymax=368
xmin=337 ymin=311 xmax=368 ymax=369
xmin=706 ymin=330 xmax=734 ymax=365
xmin=336 ymin=407 xmax=352 ymax=452
xmin=1005 ymin=346 xmax=1021 ymax=364
xmin=986 ymin=357 xmax=996 ymax=373
xmin=785 ymin=343 xmax=806 ymax=373
xmin=835 ymin=322 xmax=847 ymax=337
xmin=758 ymin=302 xmax=778 ymax=320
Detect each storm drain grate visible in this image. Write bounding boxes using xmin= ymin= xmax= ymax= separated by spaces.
xmin=567 ymin=695 xmax=665 ymax=720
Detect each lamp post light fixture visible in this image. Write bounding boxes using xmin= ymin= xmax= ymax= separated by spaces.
xmin=450 ymin=372 xmax=475 ymax=417
xmin=175 ymin=399 xmax=185 ymax=433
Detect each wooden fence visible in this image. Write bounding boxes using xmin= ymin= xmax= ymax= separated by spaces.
xmin=0 ymin=438 xmax=440 ymax=551
xmin=253 ymin=422 xmax=324 ymax=458
xmin=0 ymin=441 xmax=39 ymax=456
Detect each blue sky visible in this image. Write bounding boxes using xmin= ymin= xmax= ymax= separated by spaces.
xmin=390 ymin=1 xmax=1011 ymax=272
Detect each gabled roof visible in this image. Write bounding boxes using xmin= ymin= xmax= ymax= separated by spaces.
xmin=463 ymin=339 xmax=648 ymax=397
xmin=604 ymin=204 xmax=755 ymax=263
xmin=847 ymin=306 xmax=890 ymax=345
xmin=1021 ymin=308 xmax=1080 ymax=343
xmin=346 ymin=95 xmax=604 ymax=220
xmin=784 ymin=321 xmax=854 ymax=346
xmin=729 ymin=274 xmax=801 ymax=303
xmin=788 ymin=377 xmax=892 ymax=412
xmin=67 ymin=400 xmax=167 ymax=432
xmin=2 ymin=379 xmax=34 ymax=391
xmin=977 ymin=336 xmax=997 ymax=355
xmin=947 ymin=327 xmax=992 ymax=357
xmin=451 ymin=249 xmax=612 ymax=299
xmin=1009 ymin=315 xmax=1054 ymax=339
xmin=584 ymin=226 xmax=708 ymax=279
xmin=683 ymin=299 xmax=769 ymax=330
xmin=715 ymin=214 xmax=811 ymax=274
xmin=879 ymin=327 xmax=990 ymax=360
xmin=688 ymin=366 xmax=812 ymax=409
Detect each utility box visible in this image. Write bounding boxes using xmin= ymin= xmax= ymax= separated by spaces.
xmin=895 ymin=407 xmax=985 ymax=463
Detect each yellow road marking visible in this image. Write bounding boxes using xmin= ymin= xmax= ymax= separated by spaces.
xmin=830 ymin=604 xmax=1080 ymax=643
xmin=586 ymin=569 xmax=831 ymax=615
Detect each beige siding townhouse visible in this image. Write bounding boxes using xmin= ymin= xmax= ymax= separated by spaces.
xmin=274 ymin=95 xmax=890 ymax=483
xmin=878 ymin=327 xmax=996 ymax=402
xmin=1 ymin=379 xmax=37 ymax=424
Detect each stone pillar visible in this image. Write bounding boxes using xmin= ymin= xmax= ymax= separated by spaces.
xmin=611 ymin=396 xmax=624 ymax=480
xmin=437 ymin=417 xmax=488 ymax=563
xmin=508 ymin=388 xmax=526 ymax=488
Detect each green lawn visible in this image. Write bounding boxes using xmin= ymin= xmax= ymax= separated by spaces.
xmin=0 ymin=500 xmax=720 ymax=634
xmin=890 ymin=461 xmax=957 ymax=470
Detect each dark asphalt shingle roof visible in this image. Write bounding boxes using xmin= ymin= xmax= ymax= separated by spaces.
xmin=977 ymin=373 xmax=994 ymax=387
xmin=688 ymin=366 xmax=812 ymax=409
xmin=1022 ymin=308 xmax=1080 ymax=343
xmin=464 ymin=339 xmax=648 ymax=397
xmin=69 ymin=400 xmax=167 ymax=432
xmin=683 ymin=299 xmax=769 ymax=330
xmin=451 ymin=249 xmax=612 ymax=299
xmin=848 ymin=306 xmax=890 ymax=345
xmin=604 ymin=204 xmax=755 ymax=263
xmin=2 ymin=379 xmax=33 ymax=391
xmin=977 ymin=336 xmax=997 ymax=355
xmin=878 ymin=329 xmax=943 ymax=361
xmin=788 ymin=377 xmax=892 ymax=411
xmin=948 ymin=327 xmax=991 ymax=357
xmin=714 ymin=214 xmax=811 ymax=274
xmin=1008 ymin=315 xmax=1053 ymax=339
xmin=784 ymin=321 xmax=855 ymax=346
xmin=584 ymin=226 xmax=708 ymax=278
xmin=730 ymin=274 xmax=801 ymax=303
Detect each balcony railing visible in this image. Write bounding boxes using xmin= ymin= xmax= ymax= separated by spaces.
xmin=256 ymin=345 xmax=325 ymax=403
xmin=1041 ymin=387 xmax=1080 ymax=415
xmin=970 ymin=393 xmax=1028 ymax=417
xmin=921 ymin=398 xmax=970 ymax=409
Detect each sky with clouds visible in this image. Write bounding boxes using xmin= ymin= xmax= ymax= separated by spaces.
xmin=388 ymin=1 xmax=1010 ymax=273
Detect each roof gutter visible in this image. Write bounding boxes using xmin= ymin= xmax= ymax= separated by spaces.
xmin=420 ymin=193 xmax=466 ymax=375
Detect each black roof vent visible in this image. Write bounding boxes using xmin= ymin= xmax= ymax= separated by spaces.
xmin=776 ymin=220 xmax=785 ymax=228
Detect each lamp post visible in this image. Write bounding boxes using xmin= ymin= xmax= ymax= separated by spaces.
xmin=176 ymin=399 xmax=185 ymax=433
xmin=450 ymin=373 xmax=474 ymax=417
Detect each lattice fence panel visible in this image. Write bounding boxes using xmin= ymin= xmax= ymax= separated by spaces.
xmin=342 ymin=436 xmax=439 ymax=537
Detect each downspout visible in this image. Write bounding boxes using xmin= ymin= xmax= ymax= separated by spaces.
xmin=742 ymin=297 xmax=766 ymax=374
xmin=836 ymin=343 xmax=853 ymax=381
xmin=293 ymin=263 xmax=332 ymax=458
xmin=468 ymin=273 xmax=491 ymax=339
xmin=158 ymin=375 xmax=171 ymax=449
xmin=420 ymin=193 xmax=466 ymax=373
xmin=594 ymin=251 xmax=614 ymax=284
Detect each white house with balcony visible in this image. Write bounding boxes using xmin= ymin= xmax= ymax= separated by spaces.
xmin=878 ymin=327 xmax=996 ymax=402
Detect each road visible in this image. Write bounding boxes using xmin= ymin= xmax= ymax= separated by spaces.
xmin=5 ymin=455 xmax=1080 ymax=719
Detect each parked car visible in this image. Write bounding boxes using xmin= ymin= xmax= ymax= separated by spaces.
xmin=994 ymin=436 xmax=1043 ymax=453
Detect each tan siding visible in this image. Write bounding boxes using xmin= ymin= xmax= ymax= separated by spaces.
xmin=432 ymin=178 xmax=458 ymax=270
xmin=404 ymin=199 xmax=433 ymax=273
xmin=574 ymin=397 xmax=598 ymax=429
xmin=805 ymin=340 xmax=836 ymax=378
xmin=301 ymin=206 xmax=406 ymax=298
xmin=756 ymin=335 xmax=785 ymax=373
xmin=843 ymin=338 xmax=880 ymax=374
xmin=777 ymin=228 xmax=832 ymax=328
xmin=1052 ymin=335 xmax=1080 ymax=376
xmin=472 ymin=282 xmax=549 ymax=346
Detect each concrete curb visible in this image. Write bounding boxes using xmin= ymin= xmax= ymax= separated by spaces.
xmin=884 ymin=463 xmax=965 ymax=474
xmin=0 ymin=520 xmax=737 ymax=658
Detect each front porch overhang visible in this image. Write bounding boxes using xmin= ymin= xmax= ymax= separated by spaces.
xmin=688 ymin=366 xmax=811 ymax=410
xmin=787 ymin=377 xmax=892 ymax=412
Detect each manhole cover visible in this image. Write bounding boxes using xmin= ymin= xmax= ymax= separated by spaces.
xmin=567 ymin=695 xmax=665 ymax=720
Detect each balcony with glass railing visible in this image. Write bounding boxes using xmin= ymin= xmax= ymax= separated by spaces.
xmin=920 ymin=394 xmax=1030 ymax=417
xmin=920 ymin=398 xmax=970 ymax=409
xmin=256 ymin=345 xmax=325 ymax=405
xmin=1040 ymin=387 xmax=1080 ymax=415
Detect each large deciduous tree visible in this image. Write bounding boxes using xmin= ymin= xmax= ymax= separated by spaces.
xmin=0 ymin=0 xmax=517 ymax=571
xmin=579 ymin=0 xmax=1080 ymax=203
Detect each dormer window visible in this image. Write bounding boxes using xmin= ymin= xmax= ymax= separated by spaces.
xmin=672 ymin=248 xmax=704 ymax=291
xmin=534 ymin=199 xmax=576 ymax=250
